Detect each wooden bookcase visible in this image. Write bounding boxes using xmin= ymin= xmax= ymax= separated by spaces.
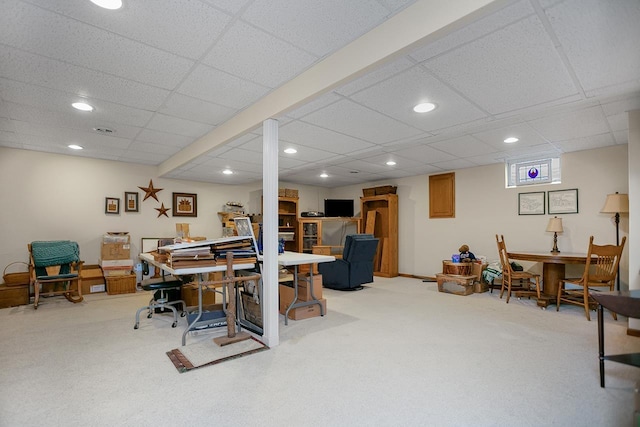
xmin=278 ymin=196 xmax=299 ymax=252
xmin=298 ymin=217 xmax=361 ymax=254
xmin=360 ymin=194 xmax=398 ymax=277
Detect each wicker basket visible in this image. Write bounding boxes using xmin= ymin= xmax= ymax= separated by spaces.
xmin=375 ymin=185 xmax=397 ymax=195
xmin=3 ymin=262 xmax=30 ymax=287
xmin=363 ymin=187 xmax=376 ymax=197
xmin=106 ymin=274 xmax=137 ymax=295
xmin=442 ymin=261 xmax=473 ymax=276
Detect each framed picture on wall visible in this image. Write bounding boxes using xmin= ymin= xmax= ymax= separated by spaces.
xmin=105 ymin=197 xmax=120 ymax=214
xmin=124 ymin=191 xmax=139 ymax=212
xmin=172 ymin=192 xmax=197 ymax=217
xmin=548 ymin=188 xmax=579 ymax=214
xmin=518 ymin=191 xmax=545 ymax=215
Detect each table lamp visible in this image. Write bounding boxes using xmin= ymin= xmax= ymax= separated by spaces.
xmin=601 ymin=192 xmax=629 ymax=290
xmin=546 ymin=216 xmax=563 ymax=253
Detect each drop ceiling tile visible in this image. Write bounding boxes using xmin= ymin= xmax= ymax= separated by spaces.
xmin=125 ymin=141 xmax=181 ymax=156
xmin=545 ymin=0 xmax=640 ymax=93
xmin=471 ymin=123 xmax=549 ymax=150
xmin=350 ymin=66 xmax=488 ymax=132
xmin=600 ymin=93 xmax=640 ymax=117
xmin=218 ymin=148 xmax=263 ymax=165
xmin=425 ymin=14 xmax=577 ymax=114
xmin=428 ymin=135 xmax=497 ymax=158
xmin=336 ymin=57 xmax=416 ymax=96
xmin=135 ymin=129 xmax=194 ymax=149
xmin=146 ymin=114 xmax=213 ymax=138
xmin=431 ymin=158 xmax=477 ymax=171
xmin=279 ymin=121 xmax=376 ymax=154
xmin=202 ymin=20 xmax=318 ymax=88
xmin=16 ymin=126 xmax=132 ymax=151
xmin=159 ymin=94 xmax=236 ymax=126
xmin=554 ymin=133 xmax=616 ymax=153
xmin=0 ymin=79 xmax=156 ymax=127
xmin=613 ymin=130 xmax=628 ymax=144
xmin=527 ymin=106 xmax=610 ymax=142
xmin=606 ymin=114 xmax=629 ymax=133
xmin=0 ymin=46 xmax=171 ymax=111
xmin=0 ymin=0 xmax=194 ymax=89
xmin=409 ymin=0 xmax=534 ymax=62
xmin=392 ymin=144 xmax=455 ymax=164
xmin=177 ymin=64 xmax=270 ymax=110
xmin=0 ymin=118 xmax=15 ymax=133
xmin=201 ymin=0 xmax=252 ymax=14
xmin=120 ymin=150 xmax=171 ymax=165
xmin=0 ymin=130 xmax=19 ymax=143
xmin=28 ymin=0 xmax=232 ymax=59
xmin=241 ymin=0 xmax=392 ymax=56
xmin=302 ymin=99 xmax=422 ymax=144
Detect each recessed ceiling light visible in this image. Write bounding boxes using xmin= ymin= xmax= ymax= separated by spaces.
xmin=222 ymin=169 xmax=233 ymax=175
xmin=413 ymin=102 xmax=436 ymax=113
xmin=284 ymin=148 xmax=297 ymax=154
xmin=90 ymin=0 xmax=123 ymax=10
xmin=72 ymin=102 xmax=93 ymax=112
xmin=68 ymin=144 xmax=83 ymax=150
xmin=504 ymin=137 xmax=519 ymax=143
xmin=320 ymin=173 xmax=328 ymax=178
xmin=386 ymin=161 xmax=396 ymax=166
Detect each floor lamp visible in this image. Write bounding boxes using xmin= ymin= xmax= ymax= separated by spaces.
xmin=601 ymin=192 xmax=629 ymax=291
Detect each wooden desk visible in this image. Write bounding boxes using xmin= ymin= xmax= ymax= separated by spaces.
xmin=591 ymin=291 xmax=640 ymax=388
xmin=507 ymin=251 xmax=588 ymax=307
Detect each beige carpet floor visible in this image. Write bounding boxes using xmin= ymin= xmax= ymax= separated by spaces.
xmin=1 ymin=276 xmax=639 ymax=426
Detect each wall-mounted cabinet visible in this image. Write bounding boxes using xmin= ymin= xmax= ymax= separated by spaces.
xmin=360 ymin=194 xmax=398 ymax=277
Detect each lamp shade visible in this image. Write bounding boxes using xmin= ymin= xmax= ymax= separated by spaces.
xmin=546 ymin=216 xmax=563 ymax=233
xmin=601 ymin=192 xmax=629 ymax=214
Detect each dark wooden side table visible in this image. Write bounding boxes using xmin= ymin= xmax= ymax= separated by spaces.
xmin=591 ymin=290 xmax=640 ymax=388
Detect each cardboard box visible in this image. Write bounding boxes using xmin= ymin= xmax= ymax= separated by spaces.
xmin=101 ymin=235 xmax=131 ymax=261
xmin=297 ymin=274 xmax=323 ymax=301
xmin=436 ymin=273 xmax=475 ymax=296
xmin=76 ymin=264 xmax=105 ymax=293
xmin=100 ymin=259 xmax=134 ymax=268
xmin=279 ymin=283 xmax=326 ymax=320
xmin=103 ymin=269 xmax=132 ymax=277
xmin=181 ymin=284 xmax=218 ymax=307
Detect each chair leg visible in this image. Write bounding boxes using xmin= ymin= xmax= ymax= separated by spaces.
xmin=499 ymin=278 xmax=506 ymax=299
xmin=556 ymin=282 xmax=563 ymax=312
xmin=134 ymin=305 xmax=152 ymax=329
xmin=34 ymin=281 xmax=40 ymax=309
xmin=505 ymin=280 xmax=512 ymax=303
xmin=583 ymin=289 xmax=591 ymax=321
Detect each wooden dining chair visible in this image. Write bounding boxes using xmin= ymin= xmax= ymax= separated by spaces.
xmin=495 ymin=235 xmax=541 ymax=304
xmin=556 ymin=236 xmax=626 ymax=321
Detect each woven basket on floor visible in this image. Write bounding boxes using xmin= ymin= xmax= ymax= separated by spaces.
xmin=3 ymin=262 xmax=30 ymax=287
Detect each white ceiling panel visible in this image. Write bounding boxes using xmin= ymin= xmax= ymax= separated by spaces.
xmin=302 ymin=99 xmax=423 ymax=144
xmin=545 ymin=0 xmax=640 ymax=93
xmin=425 ymin=14 xmax=577 ymax=114
xmin=202 ymin=20 xmax=318 ymax=88
xmin=177 ymin=64 xmax=270 ymax=110
xmin=0 ymin=1 xmax=634 ymax=187
xmin=241 ymin=0 xmax=396 ymax=57
xmin=351 ymin=66 xmax=488 ymax=132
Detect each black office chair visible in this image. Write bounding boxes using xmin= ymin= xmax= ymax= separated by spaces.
xmin=318 ymin=234 xmax=379 ymax=291
xmin=134 ymin=275 xmax=186 ymax=329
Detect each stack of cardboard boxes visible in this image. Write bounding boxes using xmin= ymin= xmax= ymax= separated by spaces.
xmin=100 ymin=234 xmax=136 ymax=294
xmin=279 ymin=273 xmax=326 ymax=320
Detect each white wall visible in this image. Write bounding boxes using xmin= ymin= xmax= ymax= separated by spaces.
xmin=0 ymin=144 xmax=629 ymax=287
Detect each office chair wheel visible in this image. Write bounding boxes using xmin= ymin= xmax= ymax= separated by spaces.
xmin=134 ymin=323 xmax=139 ymax=329
xmin=181 ymin=311 xmax=186 ymax=317
xmin=147 ymin=313 xmax=153 ymax=318
xmin=172 ymin=321 xmax=178 ymax=328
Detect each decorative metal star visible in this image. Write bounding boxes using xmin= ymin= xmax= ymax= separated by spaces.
xmin=155 ymin=203 xmax=170 ymax=218
xmin=138 ymin=179 xmax=163 ymax=202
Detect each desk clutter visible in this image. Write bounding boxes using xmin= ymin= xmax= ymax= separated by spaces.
xmin=159 ymin=236 xmax=257 ymax=268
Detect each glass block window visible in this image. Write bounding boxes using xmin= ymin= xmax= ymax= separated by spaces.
xmin=507 ymin=158 xmax=561 ymax=187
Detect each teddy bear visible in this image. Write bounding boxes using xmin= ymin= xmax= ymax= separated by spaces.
xmin=459 ymin=244 xmax=476 ymax=263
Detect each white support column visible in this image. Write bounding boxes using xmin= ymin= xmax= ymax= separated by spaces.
xmin=262 ymin=119 xmax=279 ymax=347
xmin=627 ymin=110 xmax=640 ymax=331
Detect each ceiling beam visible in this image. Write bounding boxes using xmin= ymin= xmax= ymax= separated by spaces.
xmin=158 ymin=0 xmax=508 ymax=176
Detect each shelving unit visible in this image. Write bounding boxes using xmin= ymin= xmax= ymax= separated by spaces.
xmin=298 ymin=217 xmax=361 ymax=254
xmin=278 ymin=197 xmax=299 ymax=252
xmin=360 ymin=194 xmax=398 ymax=277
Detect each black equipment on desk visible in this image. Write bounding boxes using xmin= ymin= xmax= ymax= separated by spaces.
xmin=301 ymin=211 xmax=324 ymax=217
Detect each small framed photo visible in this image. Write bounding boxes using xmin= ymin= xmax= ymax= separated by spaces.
xmin=518 ymin=191 xmax=545 ymax=215
xmin=172 ymin=192 xmax=197 ymax=217
xmin=105 ymin=197 xmax=120 ymax=215
xmin=124 ymin=192 xmax=139 ymax=212
xmin=548 ymin=188 xmax=579 ymax=214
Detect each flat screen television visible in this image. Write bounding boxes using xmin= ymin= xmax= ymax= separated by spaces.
xmin=324 ymin=199 xmax=354 ymax=218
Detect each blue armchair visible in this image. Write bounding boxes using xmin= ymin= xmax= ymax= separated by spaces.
xmin=318 ymin=234 xmax=379 ymax=291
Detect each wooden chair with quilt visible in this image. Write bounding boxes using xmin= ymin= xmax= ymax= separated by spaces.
xmin=496 ymin=235 xmax=541 ymax=304
xmin=29 ymin=241 xmax=84 ymax=309
xmin=557 ymin=236 xmax=626 ymax=321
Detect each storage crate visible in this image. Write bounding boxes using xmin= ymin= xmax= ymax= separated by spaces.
xmin=375 ymin=185 xmax=397 ymax=195
xmin=363 ymin=187 xmax=376 ymax=196
xmin=284 ymin=188 xmax=298 ymax=198
xmin=442 ymin=261 xmax=473 ymax=276
xmin=0 ymin=284 xmax=29 ymax=308
xmin=106 ymin=274 xmax=137 ymax=295
xmin=436 ymin=274 xmax=475 ymax=296
xmin=278 ymin=188 xmax=286 ymax=197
